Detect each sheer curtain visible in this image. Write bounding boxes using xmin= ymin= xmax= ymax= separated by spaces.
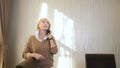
xmin=0 ymin=0 xmax=12 ymax=68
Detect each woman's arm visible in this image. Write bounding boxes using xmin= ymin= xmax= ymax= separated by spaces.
xmin=22 ymin=36 xmax=45 ymax=60
xmin=22 ymin=36 xmax=33 ymax=59
xmin=48 ymin=34 xmax=58 ymax=54
xmin=26 ymin=53 xmax=45 ymax=60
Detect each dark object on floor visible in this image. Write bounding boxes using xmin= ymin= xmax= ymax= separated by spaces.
xmin=85 ymin=54 xmax=116 ymax=68
xmin=16 ymin=58 xmax=36 ymax=68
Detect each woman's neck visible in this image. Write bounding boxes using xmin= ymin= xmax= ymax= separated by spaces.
xmin=39 ymin=30 xmax=46 ymax=37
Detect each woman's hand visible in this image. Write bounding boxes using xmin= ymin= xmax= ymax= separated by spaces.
xmin=47 ymin=33 xmax=53 ymax=39
xmin=26 ymin=53 xmax=45 ymax=60
xmin=33 ymin=53 xmax=45 ymax=60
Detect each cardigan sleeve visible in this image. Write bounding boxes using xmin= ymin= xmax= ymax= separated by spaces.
xmin=22 ymin=36 xmax=33 ymax=59
xmin=49 ymin=37 xmax=58 ymax=55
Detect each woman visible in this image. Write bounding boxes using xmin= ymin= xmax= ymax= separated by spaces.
xmin=22 ymin=18 xmax=58 ymax=68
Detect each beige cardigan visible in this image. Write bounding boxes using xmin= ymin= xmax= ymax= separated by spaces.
xmin=22 ymin=35 xmax=58 ymax=67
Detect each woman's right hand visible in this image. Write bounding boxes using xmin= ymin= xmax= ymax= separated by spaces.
xmin=26 ymin=53 xmax=45 ymax=60
xmin=33 ymin=53 xmax=45 ymax=60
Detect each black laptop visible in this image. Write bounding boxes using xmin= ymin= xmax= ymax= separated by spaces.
xmin=85 ymin=54 xmax=116 ymax=68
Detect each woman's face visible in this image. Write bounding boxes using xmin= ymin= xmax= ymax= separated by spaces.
xmin=39 ymin=20 xmax=49 ymax=30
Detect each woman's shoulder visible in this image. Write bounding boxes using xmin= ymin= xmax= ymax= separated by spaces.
xmin=28 ymin=31 xmax=39 ymax=40
xmin=29 ymin=35 xmax=36 ymax=39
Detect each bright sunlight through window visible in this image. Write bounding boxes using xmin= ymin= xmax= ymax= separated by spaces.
xmin=39 ymin=3 xmax=48 ymax=19
xmin=53 ymin=9 xmax=75 ymax=68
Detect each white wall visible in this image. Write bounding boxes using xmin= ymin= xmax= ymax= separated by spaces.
xmin=8 ymin=0 xmax=42 ymax=68
xmin=9 ymin=0 xmax=120 ymax=68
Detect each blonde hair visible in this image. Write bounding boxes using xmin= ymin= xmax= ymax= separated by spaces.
xmin=37 ymin=18 xmax=51 ymax=34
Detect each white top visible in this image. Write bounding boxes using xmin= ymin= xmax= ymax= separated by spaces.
xmin=35 ymin=31 xmax=47 ymax=42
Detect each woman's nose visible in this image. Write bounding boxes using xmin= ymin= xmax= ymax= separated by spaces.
xmin=44 ymin=22 xmax=48 ymax=25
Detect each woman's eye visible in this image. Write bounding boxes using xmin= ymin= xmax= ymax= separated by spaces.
xmin=42 ymin=21 xmax=45 ymax=23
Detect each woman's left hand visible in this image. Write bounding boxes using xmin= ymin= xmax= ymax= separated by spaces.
xmin=47 ymin=34 xmax=53 ymax=39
